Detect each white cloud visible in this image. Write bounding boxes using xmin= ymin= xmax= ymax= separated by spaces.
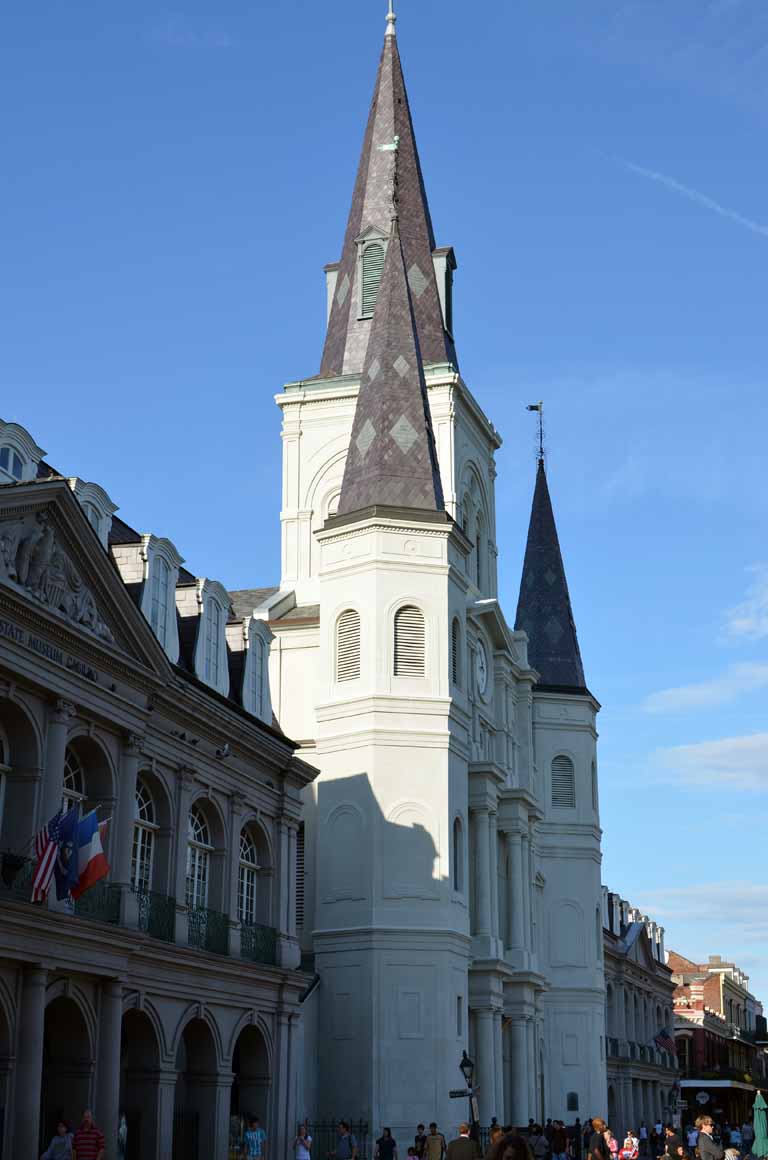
xmin=643 ymin=662 xmax=768 ymax=713
xmin=637 ymin=882 xmax=768 ymax=946
xmin=656 ymin=731 xmax=768 ymax=789
xmin=723 ymin=564 xmax=768 ymax=640
xmin=616 ymin=157 xmax=768 ymax=239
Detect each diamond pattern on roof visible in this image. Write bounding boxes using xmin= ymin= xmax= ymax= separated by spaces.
xmin=368 ymin=357 xmax=381 ymax=382
xmin=336 ymin=273 xmax=350 ymax=306
xmin=390 ymin=414 xmax=418 ymax=454
xmin=356 ymin=418 xmax=376 ymax=458
xmin=544 ymin=617 xmax=564 ymax=644
xmin=393 ymin=355 xmax=410 ymax=378
xmin=545 ymin=568 xmax=557 ymax=586
xmin=407 ymin=263 xmax=428 ymax=299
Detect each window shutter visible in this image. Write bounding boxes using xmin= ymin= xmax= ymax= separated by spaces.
xmin=336 ymin=609 xmax=361 ymax=681
xmin=296 ymin=822 xmax=305 ymax=928
xmin=394 ymin=605 xmax=425 ymax=677
xmin=361 ymin=243 xmax=385 ymax=316
xmin=551 ymin=755 xmax=576 ymax=808
xmin=451 ymin=618 xmax=460 ymax=686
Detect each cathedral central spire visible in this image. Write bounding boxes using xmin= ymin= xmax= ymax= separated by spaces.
xmin=319 ymin=12 xmax=456 ymax=378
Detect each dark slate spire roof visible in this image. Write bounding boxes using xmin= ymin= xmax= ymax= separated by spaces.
xmin=515 ymin=460 xmax=588 ymax=693
xmin=337 ymin=213 xmax=444 ymax=515
xmin=319 ymin=15 xmax=456 ymax=378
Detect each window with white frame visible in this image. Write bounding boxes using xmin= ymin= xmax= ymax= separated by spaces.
xmin=186 ymin=805 xmax=212 ymax=909
xmin=0 ymin=446 xmax=24 ymax=480
xmin=63 ymin=746 xmax=86 ymax=812
xmin=336 ymin=609 xmax=361 ymax=681
xmin=238 ymin=828 xmax=260 ymax=924
xmin=360 ymin=241 xmax=386 ymax=317
xmin=247 ymin=634 xmax=265 ymax=717
xmin=394 ymin=605 xmax=425 ymax=677
xmin=131 ymin=777 xmax=158 ymax=893
xmin=551 ymin=754 xmax=576 ymax=809
xmin=204 ymin=600 xmax=222 ymax=685
xmin=150 ymin=556 xmax=171 ymax=645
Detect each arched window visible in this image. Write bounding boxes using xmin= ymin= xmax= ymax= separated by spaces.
xmin=475 ymin=511 xmax=485 ymax=589
xmin=394 ymin=605 xmax=425 ymax=677
xmin=248 ymin=635 xmax=265 ymax=716
xmin=63 ymin=746 xmax=86 ymax=812
xmin=238 ymin=829 xmax=260 ymax=924
xmin=150 ymin=556 xmax=171 ymax=645
xmin=551 ymin=755 xmax=576 ymax=809
xmin=336 ymin=609 xmax=361 ymax=682
xmin=131 ymin=778 xmax=158 ymax=893
xmin=186 ymin=805 xmax=213 ymax=910
xmin=327 ymin=492 xmax=340 ymax=519
xmin=452 ymin=816 xmax=464 ymax=892
xmin=0 ymin=446 xmax=23 ymax=480
xmin=451 ymin=617 xmax=462 ymax=687
xmin=361 ymin=242 xmax=385 ymax=317
xmin=204 ymin=600 xmax=222 ymax=685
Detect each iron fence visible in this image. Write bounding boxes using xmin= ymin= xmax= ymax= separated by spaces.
xmin=240 ymin=920 xmax=277 ymax=965
xmin=135 ymin=887 xmax=176 ymax=943
xmin=73 ymin=880 xmax=121 ymax=924
xmin=187 ymin=904 xmax=230 ymax=954
xmin=0 ymin=854 xmax=33 ymax=901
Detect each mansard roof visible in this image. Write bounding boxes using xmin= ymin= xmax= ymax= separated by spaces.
xmin=319 ymin=15 xmax=456 ymax=378
xmin=515 ymin=459 xmax=588 ymax=694
xmin=337 ymin=216 xmax=444 ymax=515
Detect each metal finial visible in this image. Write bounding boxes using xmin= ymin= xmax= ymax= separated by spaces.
xmin=526 ymin=401 xmax=544 ymax=463
xmin=385 ymin=0 xmax=396 ymax=37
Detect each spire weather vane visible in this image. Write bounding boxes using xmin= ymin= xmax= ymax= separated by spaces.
xmin=385 ymin=0 xmax=396 ymax=36
xmin=526 ymin=401 xmax=545 ymax=463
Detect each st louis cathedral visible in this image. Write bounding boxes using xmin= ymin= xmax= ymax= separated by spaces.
xmin=257 ymin=4 xmax=607 ymax=1135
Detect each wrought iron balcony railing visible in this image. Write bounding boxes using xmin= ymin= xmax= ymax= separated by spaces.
xmin=134 ymin=887 xmax=176 ymax=943
xmin=240 ymin=920 xmax=277 ymax=966
xmin=187 ymin=905 xmax=229 ymax=955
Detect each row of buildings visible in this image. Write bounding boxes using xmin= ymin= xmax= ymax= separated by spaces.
xmin=1 ymin=6 xmax=765 ymax=1159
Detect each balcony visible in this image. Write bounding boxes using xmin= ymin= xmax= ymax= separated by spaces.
xmin=135 ymin=887 xmax=176 ymax=943
xmin=240 ymin=920 xmax=277 ymax=966
xmin=73 ymin=880 xmax=121 ymax=924
xmin=187 ymin=905 xmax=230 ymax=955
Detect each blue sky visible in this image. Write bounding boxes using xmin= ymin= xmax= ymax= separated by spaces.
xmin=2 ymin=1 xmax=767 ymax=998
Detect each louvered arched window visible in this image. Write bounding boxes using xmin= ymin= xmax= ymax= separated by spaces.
xmin=131 ymin=778 xmax=158 ymax=893
xmin=361 ymin=243 xmax=385 ymax=317
xmin=336 ymin=609 xmax=361 ymax=682
xmin=451 ymin=617 xmax=462 ymax=687
xmin=394 ymin=605 xmax=425 ymax=677
xmin=551 ymin=755 xmax=576 ymax=809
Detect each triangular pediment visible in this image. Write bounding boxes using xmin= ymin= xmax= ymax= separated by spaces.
xmin=0 ymin=480 xmax=171 ymax=677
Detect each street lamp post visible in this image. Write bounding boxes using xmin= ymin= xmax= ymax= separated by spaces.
xmin=460 ymin=1051 xmax=479 ymax=1141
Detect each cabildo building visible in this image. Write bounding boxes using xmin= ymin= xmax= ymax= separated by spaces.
xmin=0 ymin=418 xmax=315 ymax=1160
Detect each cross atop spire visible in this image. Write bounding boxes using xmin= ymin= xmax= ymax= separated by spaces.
xmin=319 ymin=13 xmax=456 ymax=377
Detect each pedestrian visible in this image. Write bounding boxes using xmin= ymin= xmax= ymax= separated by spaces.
xmin=695 ymin=1117 xmax=723 ymax=1160
xmin=664 ymin=1127 xmax=682 ymax=1157
xmin=486 ymin=1126 xmax=505 ymax=1159
xmin=686 ymin=1127 xmax=699 ymax=1154
xmin=376 ymin=1129 xmax=398 ymax=1160
xmin=415 ymin=1126 xmax=428 ymax=1159
xmin=620 ymin=1133 xmax=638 ymax=1160
xmin=336 ymin=1123 xmax=359 ymax=1160
xmin=41 ymin=1120 xmax=73 ymax=1160
xmin=447 ymin=1123 xmax=480 ymax=1160
xmin=741 ymin=1124 xmax=753 ymax=1152
xmin=294 ymin=1122 xmax=312 ymax=1160
xmin=589 ymin=1120 xmax=611 ymax=1160
xmin=604 ymin=1127 xmax=618 ymax=1160
xmin=487 ymin=1134 xmax=535 ymax=1160
xmin=242 ymin=1117 xmax=268 ymax=1160
xmin=572 ymin=1120 xmax=583 ymax=1160
xmin=553 ymin=1122 xmax=569 ymax=1160
xmin=425 ymin=1124 xmax=447 ymax=1160
xmin=639 ymin=1125 xmax=649 ymax=1158
xmin=72 ymin=1110 xmax=105 ymax=1160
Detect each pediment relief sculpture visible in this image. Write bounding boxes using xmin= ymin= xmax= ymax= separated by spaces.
xmin=0 ymin=511 xmax=114 ymax=643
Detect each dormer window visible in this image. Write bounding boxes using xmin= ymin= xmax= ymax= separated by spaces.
xmin=67 ymin=478 xmax=118 ymax=548
xmin=189 ymin=578 xmax=231 ymax=696
xmin=150 ymin=556 xmax=171 ymax=642
xmin=204 ymin=599 xmax=222 ymax=685
xmin=0 ymin=447 xmax=23 ymax=480
xmin=138 ymin=535 xmax=183 ymax=661
xmin=356 ymin=227 xmax=388 ymax=319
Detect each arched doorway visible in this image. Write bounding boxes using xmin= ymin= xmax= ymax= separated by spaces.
xmin=231 ymin=1022 xmax=270 ymax=1138
xmin=41 ymin=996 xmax=94 ymax=1147
xmin=174 ymin=1018 xmax=219 ymax=1160
xmin=0 ymin=996 xmax=12 ymax=1158
xmin=121 ymin=1009 xmax=161 ymax=1160
xmin=0 ymin=695 xmax=41 ymax=854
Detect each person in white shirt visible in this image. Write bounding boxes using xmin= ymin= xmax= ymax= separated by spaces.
xmin=294 ymin=1123 xmax=312 ymax=1160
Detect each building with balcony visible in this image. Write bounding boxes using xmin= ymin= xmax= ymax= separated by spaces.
xmin=669 ymin=952 xmax=768 ymax=1126
xmin=0 ymin=416 xmax=316 ymax=1160
xmin=602 ymin=890 xmax=678 ymax=1133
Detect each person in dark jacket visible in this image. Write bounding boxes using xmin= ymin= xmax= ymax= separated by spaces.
xmin=589 ymin=1120 xmax=612 ymax=1160
xmin=695 ymin=1118 xmax=724 ymax=1160
xmin=446 ymin=1125 xmax=480 ymax=1160
xmin=664 ymin=1127 xmax=682 ymax=1158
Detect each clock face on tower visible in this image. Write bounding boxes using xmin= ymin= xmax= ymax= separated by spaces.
xmin=475 ymin=639 xmax=489 ymax=696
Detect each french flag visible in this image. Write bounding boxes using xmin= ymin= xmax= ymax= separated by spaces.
xmin=70 ymin=811 xmax=110 ymax=900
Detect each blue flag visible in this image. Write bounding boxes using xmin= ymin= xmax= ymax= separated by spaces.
xmin=53 ymin=806 xmax=81 ymax=900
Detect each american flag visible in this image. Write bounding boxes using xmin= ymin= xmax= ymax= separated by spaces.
xmin=31 ymin=809 xmax=64 ymax=902
xmin=654 ymin=1028 xmax=677 ymax=1055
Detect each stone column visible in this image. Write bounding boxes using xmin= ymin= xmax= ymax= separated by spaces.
xmin=14 ymin=966 xmax=47 ymax=1159
xmin=213 ymin=1074 xmax=234 ymax=1160
xmin=273 ymin=1011 xmax=292 ymax=1160
xmin=116 ymin=735 xmax=143 ymax=926
xmin=41 ymin=699 xmax=75 ymax=823
xmin=96 ymin=979 xmax=123 ymax=1159
xmin=521 ymin=832 xmax=532 ymax=953
xmin=472 ymin=808 xmax=492 ymax=937
xmin=172 ymin=769 xmax=197 ymax=944
xmin=526 ymin=1016 xmax=537 ymax=1124
xmin=493 ymin=1010 xmax=504 ymax=1121
xmin=156 ymin=1069 xmax=178 ymax=1159
xmin=276 ymin=819 xmax=300 ymax=968
xmin=475 ymin=1008 xmax=496 ymax=1124
xmin=505 ymin=832 xmax=525 ymax=953
xmin=226 ymin=793 xmax=245 ymax=958
xmin=489 ymin=813 xmax=500 ymax=946
xmin=509 ymin=1017 xmax=528 ymax=1127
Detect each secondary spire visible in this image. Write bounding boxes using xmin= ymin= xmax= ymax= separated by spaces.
xmin=515 ymin=456 xmax=588 ymax=693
